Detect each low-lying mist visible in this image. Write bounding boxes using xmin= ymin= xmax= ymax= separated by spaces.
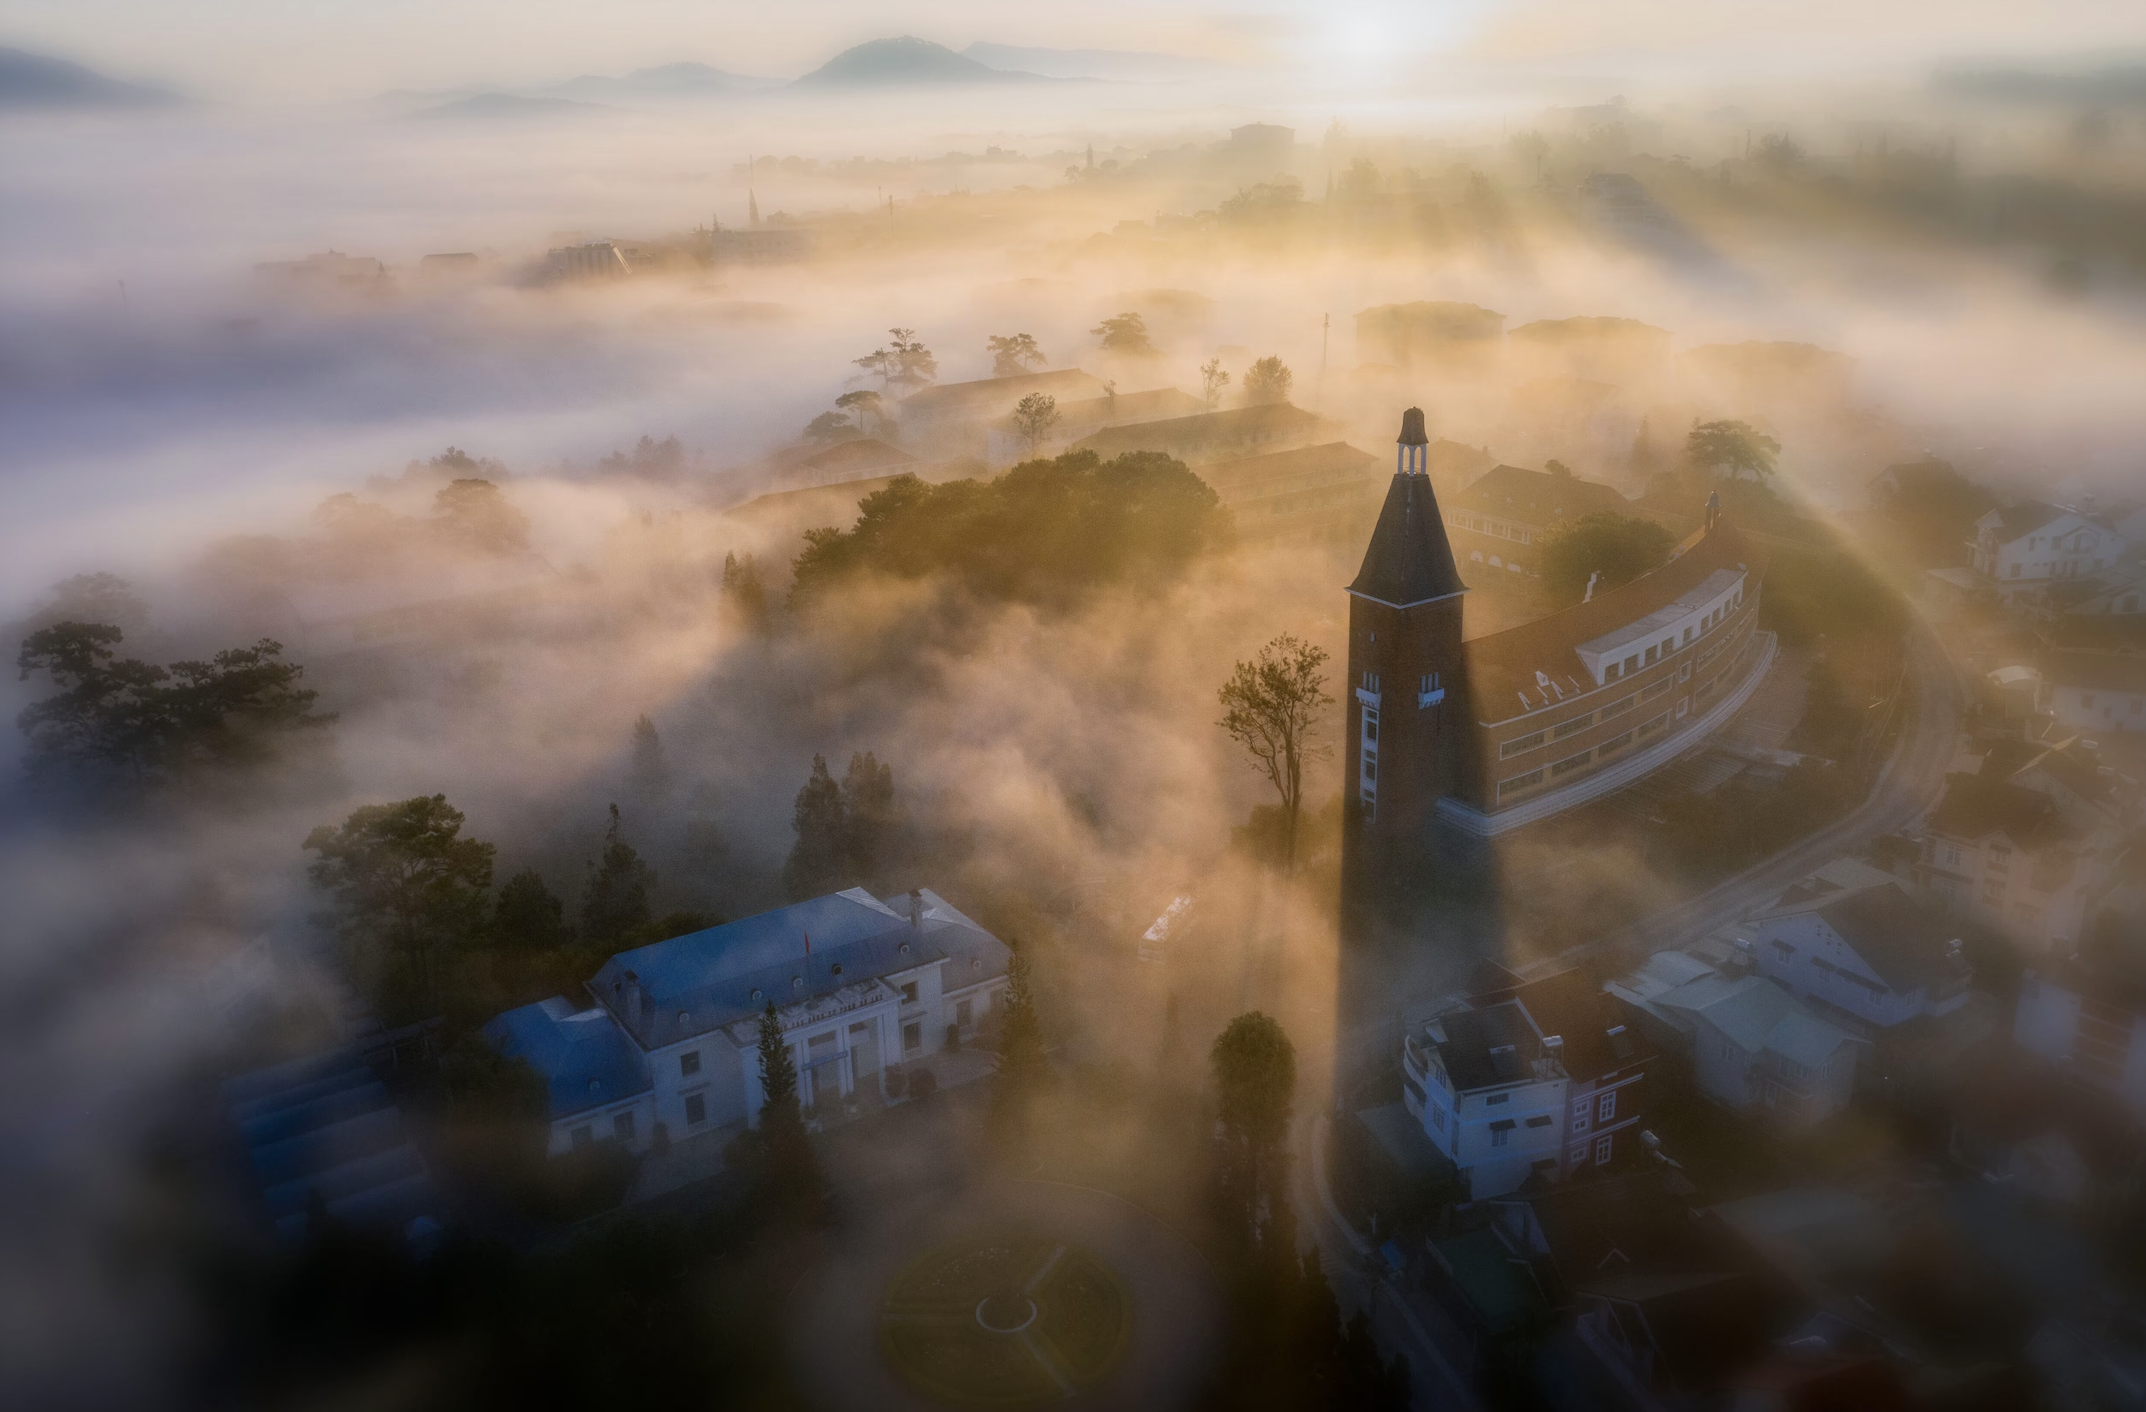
xmin=6 ymin=51 xmax=2146 ymax=1403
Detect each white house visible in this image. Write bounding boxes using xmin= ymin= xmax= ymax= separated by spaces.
xmin=1402 ymin=968 xmax=1652 ymax=1199
xmin=1968 ymin=502 xmax=2125 ymax=600
xmin=2042 ymin=650 xmax=2146 ymax=737
xmin=1916 ymin=764 xmax=2118 ymax=957
xmin=2015 ymin=947 xmax=2146 ymax=1121
xmin=1745 ymin=880 xmax=1970 ymax=1030
xmin=485 ymin=887 xmax=1011 ymax=1156
xmin=1608 ymin=948 xmax=1863 ymax=1125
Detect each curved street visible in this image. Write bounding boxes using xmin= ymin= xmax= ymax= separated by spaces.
xmin=1302 ymin=611 xmax=1967 ymax=1410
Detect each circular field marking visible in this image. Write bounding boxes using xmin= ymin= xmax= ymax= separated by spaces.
xmin=880 ymin=1235 xmax=1131 ymax=1406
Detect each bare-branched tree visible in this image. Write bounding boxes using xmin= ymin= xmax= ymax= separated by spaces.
xmin=1216 ymin=635 xmax=1331 ymax=871
xmin=1010 ymin=393 xmax=1060 ymax=457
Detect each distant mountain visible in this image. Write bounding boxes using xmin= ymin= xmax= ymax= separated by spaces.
xmin=547 ymin=62 xmax=781 ymax=99
xmin=412 ymin=93 xmax=606 ymax=120
xmin=961 ymin=42 xmax=1221 ymax=82
xmin=0 ymin=46 xmax=179 ymax=109
xmin=791 ymin=36 xmax=1040 ymax=88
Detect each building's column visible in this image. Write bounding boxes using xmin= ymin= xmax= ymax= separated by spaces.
xmin=837 ymin=1023 xmax=854 ymax=1098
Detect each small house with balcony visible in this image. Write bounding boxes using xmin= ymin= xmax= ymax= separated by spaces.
xmin=1402 ymin=967 xmax=1653 ymax=1199
xmin=484 ymin=886 xmax=1010 ymax=1156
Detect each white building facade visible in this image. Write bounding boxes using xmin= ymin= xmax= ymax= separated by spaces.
xmin=487 ymin=887 xmax=1011 ymax=1156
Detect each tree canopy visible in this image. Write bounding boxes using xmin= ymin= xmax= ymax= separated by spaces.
xmin=1211 ymin=1011 xmax=1297 ymax=1257
xmin=1243 ymin=357 xmax=1293 ymax=406
xmin=789 ymin=451 xmax=1228 ymax=610
xmin=1091 ymin=311 xmax=1154 ymax=354
xmin=581 ymin=803 xmax=656 ymax=947
xmin=1217 ymin=636 xmax=1331 ymax=870
xmin=432 ymin=478 xmax=530 ymax=553
xmin=987 ymin=332 xmax=1046 ymax=377
xmin=304 ymin=794 xmax=496 ymax=1016
xmin=782 ymin=750 xmax=897 ymax=900
xmin=1686 ymin=418 xmax=1780 ymax=482
xmin=1200 ymin=358 xmax=1230 ymax=409
xmin=17 ymin=622 xmax=331 ymax=786
xmin=854 ymin=327 xmax=937 ymax=390
xmin=1009 ymin=393 xmax=1060 ymax=455
xmin=1539 ymin=512 xmax=1678 ymax=607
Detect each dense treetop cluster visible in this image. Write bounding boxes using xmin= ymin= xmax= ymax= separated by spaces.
xmin=790 ymin=449 xmax=1230 ymax=609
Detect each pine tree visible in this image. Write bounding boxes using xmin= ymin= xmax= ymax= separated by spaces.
xmin=1211 ymin=1011 xmax=1297 ymax=1259
xmin=720 ymin=552 xmax=769 ymax=631
xmin=755 ymin=1000 xmax=822 ymax=1224
xmin=493 ymin=868 xmax=569 ymax=949
xmin=840 ymin=750 xmax=895 ymax=874
xmin=581 ymin=804 xmax=655 ymax=945
xmin=629 ymin=714 xmax=667 ymax=794
xmin=782 ymin=754 xmax=847 ymax=901
xmin=987 ymin=941 xmax=1047 ymax=1159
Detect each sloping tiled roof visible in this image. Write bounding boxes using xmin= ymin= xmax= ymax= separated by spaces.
xmin=1926 ymin=774 xmax=2076 ymax=848
xmin=1198 ymin=441 xmax=1379 ymax=502
xmin=1988 ymin=500 xmax=2065 ymax=540
xmin=778 ymin=436 xmax=916 ymax=477
xmin=484 ymin=997 xmax=652 ymax=1120
xmin=2043 ymin=648 xmax=2146 ymax=695
xmin=1460 ymin=517 xmax=1763 ymax=723
xmin=1070 ymin=402 xmax=1323 ymax=460
xmin=900 ymin=368 xmax=1104 ymax=420
xmin=587 ymin=887 xmax=1009 ymax=1049
xmin=1809 ymin=883 xmax=1964 ymax=993
xmin=1449 ymin=463 xmax=1632 ymax=528
xmin=1051 ymin=386 xmax=1203 ymax=429
xmin=1508 ymin=966 xmax=1650 ymax=1081
xmin=1347 ymin=471 xmax=1469 ymax=607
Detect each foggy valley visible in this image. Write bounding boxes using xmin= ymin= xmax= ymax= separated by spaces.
xmin=6 ymin=10 xmax=2146 ymax=1410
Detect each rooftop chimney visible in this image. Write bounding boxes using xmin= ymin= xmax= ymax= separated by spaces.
xmin=908 ymin=889 xmax=923 ymax=928
xmin=624 ymin=969 xmax=643 ymax=1026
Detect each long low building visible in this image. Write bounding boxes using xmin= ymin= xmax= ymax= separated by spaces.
xmin=1196 ymin=441 xmax=1382 ymax=545
xmin=486 ymin=886 xmax=1011 ymax=1155
xmin=1342 ymin=409 xmax=1779 ymax=934
xmin=1070 ymin=402 xmax=1327 ymax=466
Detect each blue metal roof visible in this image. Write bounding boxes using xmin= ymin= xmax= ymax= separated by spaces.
xmin=586 ymin=887 xmax=1010 ymax=1049
xmin=483 ymin=996 xmax=653 ymax=1120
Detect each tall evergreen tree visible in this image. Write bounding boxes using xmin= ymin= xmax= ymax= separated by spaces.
xmin=581 ymin=804 xmax=655 ymax=945
xmin=720 ymin=552 xmax=769 ymax=631
xmin=304 ymin=794 xmax=495 ymax=1018
xmin=755 ymin=1000 xmax=822 ymax=1224
xmin=839 ymin=750 xmax=895 ymax=874
xmin=987 ymin=941 xmax=1046 ymax=1159
xmin=493 ymin=868 xmax=569 ymax=949
xmin=1211 ymin=1011 xmax=1297 ymax=1259
xmin=782 ymin=754 xmax=847 ymax=901
xmin=629 ymin=715 xmax=667 ymax=795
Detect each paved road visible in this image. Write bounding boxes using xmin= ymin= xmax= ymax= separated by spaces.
xmin=1335 ymin=615 xmax=1965 ymax=1074
xmin=1515 ymin=614 xmax=1966 ymax=980
xmin=1293 ymin=618 xmax=1965 ymax=1409
xmin=1297 ymin=1112 xmax=1483 ymax=1412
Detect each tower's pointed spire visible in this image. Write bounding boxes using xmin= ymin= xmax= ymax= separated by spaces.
xmin=1348 ymin=408 xmax=1467 ymax=606
xmin=748 ymin=188 xmax=760 ymax=227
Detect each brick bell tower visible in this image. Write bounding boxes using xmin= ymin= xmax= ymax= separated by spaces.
xmin=1340 ymin=407 xmax=1470 ymax=943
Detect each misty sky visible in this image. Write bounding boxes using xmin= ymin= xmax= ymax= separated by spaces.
xmin=7 ymin=0 xmax=2145 ymax=101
